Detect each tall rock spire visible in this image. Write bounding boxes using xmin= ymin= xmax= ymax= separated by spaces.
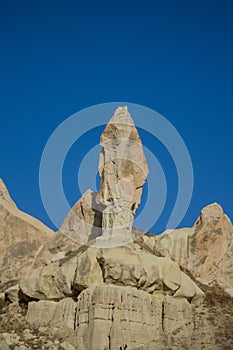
xmin=97 ymin=106 xmax=148 ymax=243
xmin=60 ymin=106 xmax=149 ymax=247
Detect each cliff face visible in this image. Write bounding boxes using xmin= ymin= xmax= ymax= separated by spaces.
xmin=0 ymin=107 xmax=232 ymax=350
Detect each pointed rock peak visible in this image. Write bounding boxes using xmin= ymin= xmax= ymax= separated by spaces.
xmin=0 ymin=178 xmax=17 ymax=207
xmin=101 ymin=106 xmax=142 ymax=145
xmin=109 ymin=106 xmax=134 ymax=126
xmin=194 ymin=202 xmax=229 ymax=228
xmin=200 ymin=202 xmax=225 ymax=221
xmin=201 ymin=202 xmax=224 ymax=216
xmin=60 ymin=107 xmax=149 ymax=247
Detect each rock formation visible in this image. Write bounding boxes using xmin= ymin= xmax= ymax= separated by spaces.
xmin=0 ymin=178 xmax=55 ymax=290
xmin=148 ymin=203 xmax=233 ymax=297
xmin=0 ymin=107 xmax=232 ymax=349
xmin=97 ymin=106 xmax=148 ymax=244
xmin=60 ymin=106 xmax=148 ymax=247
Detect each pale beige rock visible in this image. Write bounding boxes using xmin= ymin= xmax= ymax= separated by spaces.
xmin=20 ymin=257 xmax=77 ymax=300
xmin=59 ymin=107 xmax=149 ymax=246
xmin=20 ymin=247 xmax=103 ymax=300
xmin=61 ymin=342 xmax=76 ymax=350
xmin=75 ymin=284 xmax=164 ymax=350
xmin=26 ymin=298 xmax=76 ymax=329
xmin=51 ymin=251 xmax=66 ymax=263
xmin=60 ymin=190 xmax=103 ymax=245
xmin=0 ymin=180 xmax=55 ymax=290
xmin=97 ymin=106 xmax=148 ymax=243
xmin=0 ymin=340 xmax=10 ymax=350
xmin=163 ymin=296 xmax=193 ymax=346
xmin=73 ymin=247 xmax=103 ymax=291
xmin=97 ymin=244 xmax=204 ymax=303
xmin=4 ymin=284 xmax=20 ymax=303
xmin=0 ymin=333 xmax=20 ymax=346
xmin=34 ymin=230 xmax=81 ymax=267
xmin=74 ymin=284 xmax=194 ymax=350
xmin=0 ymin=179 xmax=17 ymax=207
xmin=98 ymin=107 xmax=148 ymax=210
xmin=152 ymin=203 xmax=233 ymax=293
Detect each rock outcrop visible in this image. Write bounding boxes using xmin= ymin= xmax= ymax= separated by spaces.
xmin=97 ymin=245 xmax=204 ymax=303
xmin=149 ymin=203 xmax=233 ymax=296
xmin=0 ymin=179 xmax=82 ymax=293
xmin=74 ymin=284 xmax=193 ymax=350
xmin=26 ymin=298 xmax=76 ymax=330
xmin=97 ymin=106 xmax=148 ymax=244
xmin=20 ymin=242 xmax=204 ymax=304
xmin=0 ymin=179 xmax=55 ymax=290
xmin=60 ymin=106 xmax=148 ymax=247
xmin=0 ymin=107 xmax=232 ymax=349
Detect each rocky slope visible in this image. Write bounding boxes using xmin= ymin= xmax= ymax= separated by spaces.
xmin=0 ymin=106 xmax=232 ymax=349
xmin=0 ymin=179 xmax=54 ymax=291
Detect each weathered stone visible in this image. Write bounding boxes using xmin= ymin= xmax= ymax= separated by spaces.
xmin=26 ymin=298 xmax=76 ymax=330
xmin=61 ymin=342 xmax=76 ymax=350
xmin=152 ymin=203 xmax=233 ymax=293
xmin=1 ymin=109 xmax=233 ymax=349
xmin=0 ymin=180 xmax=55 ymax=290
xmin=98 ymin=107 xmax=148 ymax=210
xmin=0 ymin=340 xmax=10 ymax=350
xmin=4 ymin=284 xmax=20 ymax=303
xmin=20 ymin=247 xmax=103 ymax=300
xmin=0 ymin=179 xmax=17 ymax=207
xmin=20 ymin=256 xmax=77 ymax=300
xmin=75 ymin=284 xmax=194 ymax=350
xmin=51 ymin=251 xmax=66 ymax=263
xmin=97 ymin=106 xmax=148 ymax=244
xmin=97 ymin=244 xmax=204 ymax=303
xmin=59 ymin=107 xmax=149 ymax=247
xmin=60 ymin=190 xmax=104 ymax=245
xmin=0 ymin=333 xmax=20 ymax=346
xmin=75 ymin=284 xmax=164 ymax=350
xmin=163 ymin=296 xmax=193 ymax=347
xmin=73 ymin=247 xmax=103 ymax=291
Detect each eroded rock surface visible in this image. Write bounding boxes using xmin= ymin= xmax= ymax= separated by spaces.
xmin=0 ymin=108 xmax=232 ymax=349
xmin=59 ymin=106 xmax=149 ymax=246
xmin=97 ymin=106 xmax=148 ymax=243
xmin=0 ymin=179 xmax=55 ymax=290
xmin=20 ymin=242 xmax=203 ymax=304
xmin=148 ymin=203 xmax=233 ymax=295
xmin=97 ymin=245 xmax=204 ymax=303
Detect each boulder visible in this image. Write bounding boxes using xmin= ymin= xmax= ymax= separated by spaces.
xmin=97 ymin=244 xmax=204 ymax=303
xmin=20 ymin=247 xmax=103 ymax=300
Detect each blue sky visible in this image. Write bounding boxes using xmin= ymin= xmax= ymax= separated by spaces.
xmin=0 ymin=0 xmax=232 ymax=234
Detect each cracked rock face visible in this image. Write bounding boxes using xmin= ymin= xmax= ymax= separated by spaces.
xmin=24 ymin=284 xmax=194 ymax=350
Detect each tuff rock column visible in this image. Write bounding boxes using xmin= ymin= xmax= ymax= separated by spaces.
xmin=96 ymin=106 xmax=148 ymax=244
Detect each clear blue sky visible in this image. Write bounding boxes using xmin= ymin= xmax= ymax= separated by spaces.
xmin=0 ymin=0 xmax=232 ymax=234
